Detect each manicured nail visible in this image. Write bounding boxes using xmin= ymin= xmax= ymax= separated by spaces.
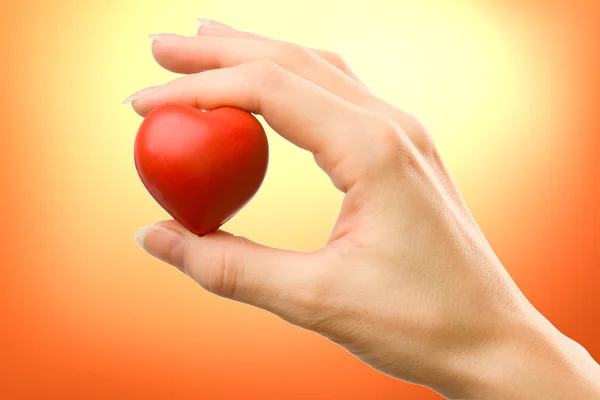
xmin=122 ymin=86 xmax=159 ymax=104
xmin=196 ymin=18 xmax=232 ymax=32
xmin=134 ymin=225 xmax=186 ymax=269
xmin=148 ymin=33 xmax=186 ymax=42
xmin=196 ymin=18 xmax=213 ymax=28
xmin=135 ymin=225 xmax=159 ymax=253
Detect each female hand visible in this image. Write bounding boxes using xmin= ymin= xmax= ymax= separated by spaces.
xmin=127 ymin=20 xmax=600 ymax=399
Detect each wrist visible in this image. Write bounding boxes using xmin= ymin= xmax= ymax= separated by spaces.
xmin=444 ymin=307 xmax=600 ymax=399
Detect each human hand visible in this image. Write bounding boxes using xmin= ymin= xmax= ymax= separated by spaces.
xmin=127 ymin=20 xmax=600 ymax=399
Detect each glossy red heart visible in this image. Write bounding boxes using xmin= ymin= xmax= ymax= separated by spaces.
xmin=134 ymin=104 xmax=269 ymax=236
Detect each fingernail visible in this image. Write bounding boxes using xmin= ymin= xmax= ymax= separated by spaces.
xmin=196 ymin=18 xmax=232 ymax=32
xmin=122 ymin=86 xmax=160 ymax=104
xmin=148 ymin=33 xmax=186 ymax=42
xmin=135 ymin=225 xmax=186 ymax=269
xmin=196 ymin=18 xmax=213 ymax=28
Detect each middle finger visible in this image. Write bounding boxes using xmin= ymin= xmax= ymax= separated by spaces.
xmin=150 ymin=35 xmax=428 ymax=140
xmin=152 ymin=35 xmax=367 ymax=103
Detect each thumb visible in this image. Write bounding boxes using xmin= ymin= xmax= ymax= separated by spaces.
xmin=134 ymin=220 xmax=328 ymax=322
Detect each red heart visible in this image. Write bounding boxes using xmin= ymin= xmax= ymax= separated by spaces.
xmin=134 ymin=104 xmax=269 ymax=236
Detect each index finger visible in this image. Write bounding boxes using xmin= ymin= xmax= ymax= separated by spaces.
xmin=130 ymin=60 xmax=402 ymax=191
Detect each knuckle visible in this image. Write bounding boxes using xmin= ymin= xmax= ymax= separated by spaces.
xmin=324 ymin=50 xmax=344 ymax=63
xmin=411 ymin=129 xmax=434 ymax=149
xmin=414 ymin=133 xmax=440 ymax=163
xmin=369 ymin=105 xmax=438 ymax=160
xmin=377 ymin=118 xmax=405 ymax=145
xmin=275 ymin=41 xmax=312 ymax=61
xmin=370 ymin=116 xmax=414 ymax=165
xmin=322 ymin=50 xmax=348 ymax=69
xmin=415 ymin=134 xmax=438 ymax=160
xmin=203 ymin=247 xmax=242 ymax=299
xmin=401 ymin=114 xmax=437 ymax=155
xmin=245 ymin=58 xmax=277 ymax=77
xmin=245 ymin=59 xmax=290 ymax=87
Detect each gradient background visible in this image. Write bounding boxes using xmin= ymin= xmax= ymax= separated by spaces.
xmin=1 ymin=0 xmax=599 ymax=398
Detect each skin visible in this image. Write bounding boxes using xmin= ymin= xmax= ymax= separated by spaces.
xmin=127 ymin=19 xmax=600 ymax=399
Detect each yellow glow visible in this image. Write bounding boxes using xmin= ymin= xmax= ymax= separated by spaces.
xmin=21 ymin=0 xmax=567 ymax=335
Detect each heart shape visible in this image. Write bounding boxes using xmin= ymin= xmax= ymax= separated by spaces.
xmin=134 ymin=104 xmax=269 ymax=236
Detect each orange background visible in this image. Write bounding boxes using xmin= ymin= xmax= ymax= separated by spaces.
xmin=1 ymin=0 xmax=599 ymax=398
